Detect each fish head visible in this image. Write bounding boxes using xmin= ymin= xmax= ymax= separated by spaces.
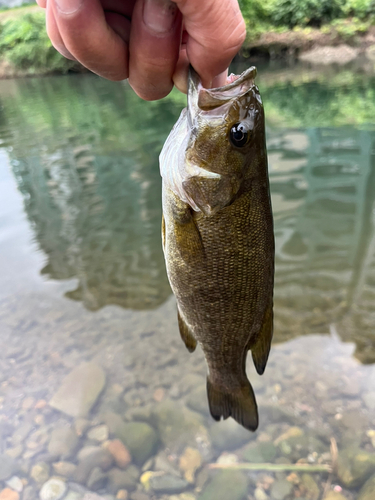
xmin=160 ymin=66 xmax=267 ymax=216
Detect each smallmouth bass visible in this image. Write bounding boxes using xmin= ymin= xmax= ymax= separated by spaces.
xmin=160 ymin=67 xmax=274 ymax=431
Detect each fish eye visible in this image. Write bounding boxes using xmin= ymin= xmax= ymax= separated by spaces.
xmin=229 ymin=123 xmax=249 ymax=148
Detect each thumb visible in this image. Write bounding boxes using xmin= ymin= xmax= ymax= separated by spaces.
xmin=174 ymin=0 xmax=246 ymax=88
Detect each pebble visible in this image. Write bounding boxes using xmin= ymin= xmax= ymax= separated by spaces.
xmin=63 ymin=492 xmax=82 ymax=500
xmin=301 ymin=474 xmax=320 ymax=500
xmin=363 ymin=392 xmax=375 ymax=410
xmin=151 ymin=400 xmax=207 ymax=453
xmin=30 ymin=462 xmax=50 ymax=485
xmin=107 ymin=466 xmax=140 ymax=494
xmin=87 ymin=425 xmax=109 ymax=442
xmin=129 ymin=493 xmax=150 ymax=500
xmin=115 ymin=491 xmax=128 ymax=500
xmin=243 ymin=442 xmax=277 ymax=463
xmin=5 ymin=477 xmax=23 ymax=493
xmin=52 ymin=461 xmax=77 ymax=478
xmin=149 ymin=472 xmax=189 ymax=493
xmin=87 ymin=466 xmax=108 ymax=491
xmin=74 ymin=419 xmax=91 ymax=437
xmin=39 ymin=479 xmax=67 ymax=500
xmin=197 ymin=470 xmax=248 ymax=500
xmin=270 ymin=479 xmax=293 ymax=500
xmin=254 ymin=487 xmax=268 ymax=500
xmin=48 ymin=426 xmax=79 ymax=458
xmin=0 ymin=489 xmax=19 ymax=500
xmin=49 ymin=362 xmax=106 ymax=418
xmin=114 ymin=422 xmax=158 ymax=465
xmin=358 ymin=473 xmax=375 ymax=500
xmin=323 ymin=492 xmax=347 ymax=500
xmin=0 ymin=455 xmax=16 ymax=481
xmin=337 ymin=448 xmax=375 ymax=488
xmin=5 ymin=446 xmax=23 ymax=460
xmin=74 ymin=447 xmax=113 ymax=484
xmin=106 ymin=440 xmax=132 ymax=469
xmin=209 ymin=419 xmax=253 ymax=452
xmin=179 ymin=447 xmax=202 ymax=483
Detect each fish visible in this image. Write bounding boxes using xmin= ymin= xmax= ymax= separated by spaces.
xmin=159 ymin=66 xmax=274 ymax=431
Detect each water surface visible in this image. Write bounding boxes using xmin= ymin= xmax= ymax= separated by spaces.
xmin=0 ymin=62 xmax=375 ymax=500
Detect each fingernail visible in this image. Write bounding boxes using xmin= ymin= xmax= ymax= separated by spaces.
xmin=54 ymin=0 xmax=82 ymax=15
xmin=143 ymin=0 xmax=178 ymax=34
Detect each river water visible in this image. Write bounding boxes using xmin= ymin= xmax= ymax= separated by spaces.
xmin=0 ymin=61 xmax=374 ymax=500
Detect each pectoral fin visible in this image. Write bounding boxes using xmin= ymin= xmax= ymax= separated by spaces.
xmin=182 ymin=175 xmax=240 ymax=216
xmin=177 ymin=308 xmax=197 ymax=353
xmin=251 ymin=302 xmax=273 ymax=375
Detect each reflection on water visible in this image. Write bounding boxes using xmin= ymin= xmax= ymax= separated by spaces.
xmin=0 ymin=64 xmax=375 ymax=500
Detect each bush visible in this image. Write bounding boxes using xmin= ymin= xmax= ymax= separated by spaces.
xmin=344 ymin=0 xmax=375 ymax=18
xmin=0 ymin=12 xmax=76 ymax=73
xmin=239 ymin=0 xmax=375 ymax=29
xmin=268 ymin=0 xmax=347 ymax=27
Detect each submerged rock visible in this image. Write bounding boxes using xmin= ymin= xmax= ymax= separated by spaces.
xmin=210 ymin=419 xmax=253 ymax=452
xmin=115 ymin=422 xmax=158 ymax=465
xmin=197 ymin=470 xmax=248 ymax=500
xmin=107 ymin=465 xmax=140 ymax=494
xmin=358 ymin=473 xmax=375 ymax=500
xmin=186 ymin=386 xmax=210 ymax=417
xmin=270 ymin=479 xmax=293 ymax=500
xmin=39 ymin=478 xmax=67 ymax=500
xmin=49 ymin=362 xmax=106 ymax=418
xmin=243 ymin=441 xmax=277 ymax=463
xmin=30 ymin=462 xmax=50 ymax=485
xmin=151 ymin=400 xmax=209 ymax=454
xmin=105 ymin=439 xmax=131 ymax=469
xmin=52 ymin=461 xmax=77 ymax=478
xmin=323 ymin=492 xmax=347 ymax=500
xmin=337 ymin=447 xmax=375 ymax=488
xmin=74 ymin=447 xmax=113 ymax=484
xmin=0 ymin=456 xmax=17 ymax=481
xmin=48 ymin=426 xmax=79 ymax=458
xmin=300 ymin=474 xmax=320 ymax=500
xmin=142 ymin=471 xmax=189 ymax=493
xmin=0 ymin=488 xmax=20 ymax=500
xmin=86 ymin=466 xmax=108 ymax=491
xmin=179 ymin=447 xmax=202 ymax=483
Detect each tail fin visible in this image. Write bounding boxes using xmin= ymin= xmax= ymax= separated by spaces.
xmin=207 ymin=377 xmax=258 ymax=431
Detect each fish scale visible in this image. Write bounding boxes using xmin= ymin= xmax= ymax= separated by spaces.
xmin=160 ymin=66 xmax=274 ymax=431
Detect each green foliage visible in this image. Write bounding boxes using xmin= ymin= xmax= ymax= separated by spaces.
xmin=239 ymin=0 xmax=375 ymax=31
xmin=343 ymin=0 xmax=375 ymax=18
xmin=0 ymin=12 xmax=75 ymax=73
xmin=330 ymin=16 xmax=372 ymax=39
xmin=269 ymin=0 xmax=346 ymax=27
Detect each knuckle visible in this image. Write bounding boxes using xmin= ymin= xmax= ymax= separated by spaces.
xmin=128 ymin=78 xmax=173 ymax=101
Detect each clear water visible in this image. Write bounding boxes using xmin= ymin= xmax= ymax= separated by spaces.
xmin=0 ymin=62 xmax=375 ymax=500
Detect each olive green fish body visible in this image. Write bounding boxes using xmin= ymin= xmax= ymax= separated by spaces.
xmin=160 ymin=67 xmax=274 ymax=431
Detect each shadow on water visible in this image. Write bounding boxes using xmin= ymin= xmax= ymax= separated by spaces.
xmin=2 ymin=69 xmax=375 ymax=363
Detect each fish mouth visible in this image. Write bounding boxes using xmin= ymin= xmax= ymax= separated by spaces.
xmin=188 ymin=66 xmax=257 ymax=123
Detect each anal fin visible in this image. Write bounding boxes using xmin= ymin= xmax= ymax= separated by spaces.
xmin=251 ymin=302 xmax=273 ymax=375
xmin=177 ymin=309 xmax=197 ymax=353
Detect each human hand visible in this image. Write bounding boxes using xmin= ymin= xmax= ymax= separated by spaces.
xmin=36 ymin=0 xmax=246 ymax=100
